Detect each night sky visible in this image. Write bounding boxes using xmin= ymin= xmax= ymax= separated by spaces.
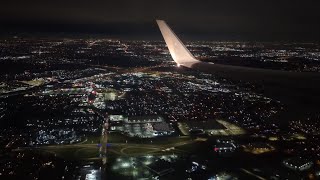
xmin=1 ymin=0 xmax=319 ymax=41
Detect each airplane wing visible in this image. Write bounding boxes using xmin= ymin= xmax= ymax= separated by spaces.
xmin=156 ymin=20 xmax=200 ymax=67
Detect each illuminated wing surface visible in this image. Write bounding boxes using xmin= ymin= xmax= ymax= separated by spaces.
xmin=156 ymin=20 xmax=200 ymax=67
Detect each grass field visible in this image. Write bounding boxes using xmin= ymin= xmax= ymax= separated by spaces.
xmin=41 ymin=146 xmax=100 ymax=160
xmin=83 ymin=135 xmax=101 ymax=144
xmin=74 ymin=148 xmax=100 ymax=159
xmin=34 ymin=132 xmax=198 ymax=160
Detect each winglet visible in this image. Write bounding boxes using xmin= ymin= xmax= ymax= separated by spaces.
xmin=156 ymin=20 xmax=199 ymax=66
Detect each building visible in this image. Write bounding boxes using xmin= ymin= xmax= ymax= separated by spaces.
xmin=213 ymin=139 xmax=237 ymax=154
xmin=283 ymin=157 xmax=313 ymax=171
xmin=184 ymin=120 xmax=226 ymax=133
xmin=110 ymin=115 xmax=175 ymax=138
xmin=214 ymin=143 xmax=236 ymax=153
xmin=243 ymin=142 xmax=275 ymax=154
xmin=109 ymin=115 xmax=127 ymax=122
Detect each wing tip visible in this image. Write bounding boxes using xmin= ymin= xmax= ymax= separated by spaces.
xmin=156 ymin=19 xmax=165 ymax=26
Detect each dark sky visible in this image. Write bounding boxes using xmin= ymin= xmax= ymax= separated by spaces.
xmin=1 ymin=0 xmax=319 ymax=41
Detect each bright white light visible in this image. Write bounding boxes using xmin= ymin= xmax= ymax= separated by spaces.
xmin=177 ymin=63 xmax=181 ymax=67
xmin=146 ymin=155 xmax=153 ymax=159
xmin=85 ymin=174 xmax=96 ymax=180
xmin=121 ymin=162 xmax=130 ymax=168
xmin=144 ymin=160 xmax=152 ymax=165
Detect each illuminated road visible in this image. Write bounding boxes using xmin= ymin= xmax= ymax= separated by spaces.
xmin=91 ymin=64 xmax=167 ymax=74
xmin=100 ymin=115 xmax=108 ymax=165
xmin=241 ymin=168 xmax=267 ymax=180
